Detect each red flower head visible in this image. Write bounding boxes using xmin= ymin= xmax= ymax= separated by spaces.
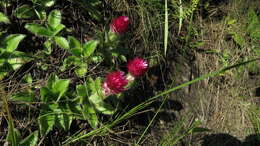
xmin=102 ymin=71 xmax=128 ymax=95
xmin=127 ymin=57 xmax=148 ymax=77
xmin=110 ymin=16 xmax=129 ymax=34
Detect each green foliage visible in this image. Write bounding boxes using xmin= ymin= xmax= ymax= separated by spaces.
xmin=0 ymin=34 xmax=30 ymax=80
xmin=25 ymin=9 xmax=65 ymax=56
xmin=171 ymin=0 xmax=200 ymax=34
xmin=14 ymin=0 xmax=56 ymax=20
xmin=0 ymin=12 xmax=10 ymax=23
xmin=60 ymin=36 xmax=99 ymax=77
xmin=38 ymin=74 xmax=72 ymax=135
xmin=19 ymin=131 xmax=39 ymax=146
xmin=14 ymin=5 xmax=36 ymax=19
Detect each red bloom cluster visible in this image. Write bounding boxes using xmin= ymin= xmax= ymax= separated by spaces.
xmin=102 ymin=71 xmax=128 ymax=95
xmin=102 ymin=58 xmax=148 ymax=96
xmin=110 ymin=16 xmax=129 ymax=34
xmin=127 ymin=57 xmax=148 ymax=77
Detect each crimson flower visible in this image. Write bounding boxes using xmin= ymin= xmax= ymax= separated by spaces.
xmin=127 ymin=57 xmax=148 ymax=77
xmin=102 ymin=71 xmax=128 ymax=95
xmin=110 ymin=16 xmax=129 ymax=34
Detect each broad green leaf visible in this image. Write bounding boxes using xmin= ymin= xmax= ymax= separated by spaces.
xmin=82 ymin=40 xmax=99 ymax=57
xmin=91 ymin=56 xmax=103 ymax=63
xmin=48 ymin=10 xmax=61 ymax=29
xmin=82 ymin=101 xmax=98 ymax=128
xmin=10 ymin=91 xmax=34 ymax=102
xmin=46 ymin=74 xmax=58 ymax=89
xmin=52 ymin=24 xmax=65 ymax=36
xmin=71 ymin=48 xmax=82 ymax=57
xmin=14 ymin=4 xmax=35 ymax=19
xmin=3 ymin=51 xmax=31 ymax=70
xmin=38 ymin=110 xmax=56 ymax=136
xmin=7 ymin=57 xmax=24 ymax=70
xmin=89 ymin=93 xmax=115 ymax=115
xmin=40 ymin=87 xmax=53 ymax=102
xmin=54 ymin=36 xmax=69 ymax=50
xmin=55 ymin=104 xmax=73 ymax=131
xmin=60 ymin=56 xmax=81 ymax=71
xmin=0 ymin=12 xmax=10 ymax=23
xmin=75 ymin=63 xmax=88 ymax=77
xmin=76 ymin=84 xmax=88 ymax=97
xmin=68 ymin=36 xmax=81 ymax=51
xmin=25 ymin=23 xmax=53 ymax=37
xmin=68 ymin=102 xmax=82 ymax=119
xmin=52 ymin=79 xmax=70 ymax=101
xmin=3 ymin=34 xmax=26 ymax=52
xmin=19 ymin=131 xmax=38 ymax=146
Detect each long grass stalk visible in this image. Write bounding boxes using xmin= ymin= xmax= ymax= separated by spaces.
xmin=164 ymin=0 xmax=168 ymax=56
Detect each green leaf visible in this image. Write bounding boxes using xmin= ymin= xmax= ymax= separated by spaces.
xmin=0 ymin=12 xmax=10 ymax=23
xmin=52 ymin=24 xmax=65 ymax=36
xmin=14 ymin=4 xmax=35 ymax=19
xmin=19 ymin=131 xmax=38 ymax=146
xmin=89 ymin=93 xmax=115 ymax=115
xmin=10 ymin=91 xmax=34 ymax=102
xmin=3 ymin=34 xmax=26 ymax=52
xmin=43 ymin=40 xmax=52 ymax=54
xmin=71 ymin=48 xmax=82 ymax=57
xmin=82 ymin=101 xmax=98 ymax=128
xmin=75 ymin=63 xmax=88 ymax=77
xmin=60 ymin=56 xmax=81 ymax=71
xmin=82 ymin=40 xmax=99 ymax=57
xmin=55 ymin=104 xmax=73 ymax=131
xmin=68 ymin=36 xmax=82 ymax=52
xmin=25 ymin=23 xmax=53 ymax=37
xmin=40 ymin=87 xmax=53 ymax=102
xmin=48 ymin=10 xmax=61 ymax=29
xmin=52 ymin=79 xmax=70 ymax=102
xmin=76 ymin=84 xmax=88 ymax=97
xmin=38 ymin=108 xmax=56 ymax=136
xmin=47 ymin=74 xmax=58 ymax=88
xmin=54 ymin=36 xmax=69 ymax=50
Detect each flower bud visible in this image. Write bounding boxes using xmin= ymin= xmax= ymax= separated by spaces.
xmin=110 ymin=16 xmax=129 ymax=34
xmin=127 ymin=57 xmax=148 ymax=77
xmin=102 ymin=71 xmax=128 ymax=96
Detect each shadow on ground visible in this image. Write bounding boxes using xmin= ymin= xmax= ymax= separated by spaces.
xmin=201 ymin=133 xmax=260 ymax=146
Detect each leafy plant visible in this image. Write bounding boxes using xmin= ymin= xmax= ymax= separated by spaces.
xmin=0 ymin=12 xmax=10 ymax=24
xmin=38 ymin=74 xmax=72 ymax=135
xmin=60 ymin=36 xmax=99 ymax=77
xmin=6 ymin=128 xmax=39 ymax=146
xmin=0 ymin=34 xmax=30 ymax=80
xmin=14 ymin=0 xmax=56 ymax=20
xmin=25 ymin=9 xmax=65 ymax=55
